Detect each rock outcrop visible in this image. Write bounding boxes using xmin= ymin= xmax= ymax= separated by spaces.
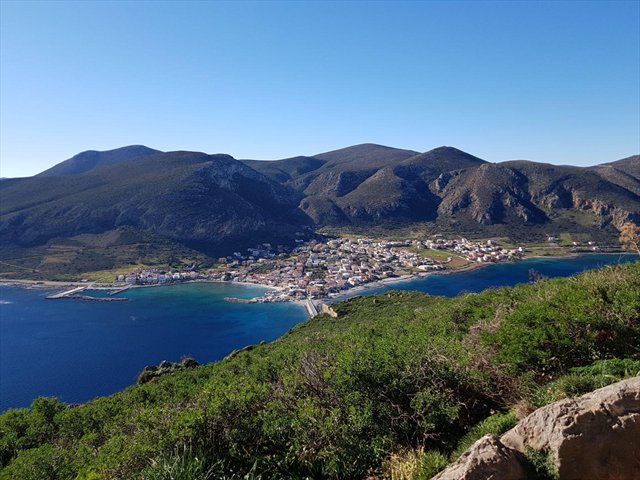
xmin=502 ymin=376 xmax=640 ymax=480
xmin=432 ymin=435 xmax=526 ymax=480
xmin=137 ymin=357 xmax=200 ymax=385
xmin=433 ymin=377 xmax=640 ymax=480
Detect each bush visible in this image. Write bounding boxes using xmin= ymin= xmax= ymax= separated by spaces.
xmin=485 ymin=265 xmax=640 ymax=376
xmin=531 ymin=358 xmax=640 ymax=407
xmin=451 ymin=411 xmax=518 ymax=459
xmin=381 ymin=448 xmax=448 ymax=480
xmin=142 ymin=447 xmax=215 ymax=480
xmin=0 ymin=444 xmax=70 ymax=480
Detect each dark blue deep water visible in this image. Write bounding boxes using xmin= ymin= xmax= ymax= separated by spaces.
xmin=0 ymin=283 xmax=306 ymax=411
xmin=1 ymin=254 xmax=637 ymax=411
xmin=340 ymin=253 xmax=639 ymax=299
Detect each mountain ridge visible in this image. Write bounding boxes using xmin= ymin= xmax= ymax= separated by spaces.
xmin=1 ymin=144 xmax=638 ymax=278
xmin=36 ymin=145 xmax=162 ymax=177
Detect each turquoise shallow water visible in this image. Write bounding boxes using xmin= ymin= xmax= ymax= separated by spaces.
xmin=0 ymin=254 xmax=637 ymax=411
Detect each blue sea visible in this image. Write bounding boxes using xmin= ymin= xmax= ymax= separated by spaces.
xmin=336 ymin=253 xmax=639 ymax=299
xmin=0 ymin=254 xmax=637 ymax=411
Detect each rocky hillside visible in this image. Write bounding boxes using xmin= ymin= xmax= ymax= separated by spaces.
xmin=246 ymin=145 xmax=487 ymax=224
xmin=434 ymin=160 xmax=640 ymax=229
xmin=246 ymin=145 xmax=640 ymax=232
xmin=0 ymin=151 xmax=310 ymax=265
xmin=0 ymin=144 xmax=638 ymax=277
xmin=434 ymin=377 xmax=640 ymax=480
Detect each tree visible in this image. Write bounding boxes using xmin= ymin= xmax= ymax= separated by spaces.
xmin=619 ymin=222 xmax=640 ymax=254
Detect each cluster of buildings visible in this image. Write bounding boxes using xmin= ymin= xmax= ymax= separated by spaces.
xmin=548 ymin=237 xmax=600 ymax=251
xmin=116 ymin=268 xmax=206 ymax=285
xmin=443 ymin=237 xmax=525 ymax=263
xmin=207 ymin=237 xmax=448 ymax=300
xmin=117 ymin=236 xmax=525 ymax=301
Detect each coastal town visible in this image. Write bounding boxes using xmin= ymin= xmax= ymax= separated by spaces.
xmin=115 ymin=236 xmax=530 ymax=302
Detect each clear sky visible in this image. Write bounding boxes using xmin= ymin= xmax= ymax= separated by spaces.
xmin=1 ymin=0 xmax=639 ymax=177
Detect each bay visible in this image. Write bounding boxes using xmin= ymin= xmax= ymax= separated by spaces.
xmin=0 ymin=254 xmax=637 ymax=411
xmin=0 ymin=283 xmax=306 ymax=411
xmin=337 ymin=253 xmax=639 ymax=299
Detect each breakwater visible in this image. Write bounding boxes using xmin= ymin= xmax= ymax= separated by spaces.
xmin=224 ymin=297 xmax=255 ymax=303
xmin=69 ymin=295 xmax=128 ymax=302
xmin=46 ymin=286 xmax=87 ymax=299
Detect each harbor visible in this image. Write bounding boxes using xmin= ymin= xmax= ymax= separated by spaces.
xmin=108 ymin=286 xmax=130 ymax=296
xmin=46 ymin=286 xmax=129 ymax=302
xmin=45 ymin=286 xmax=87 ymax=299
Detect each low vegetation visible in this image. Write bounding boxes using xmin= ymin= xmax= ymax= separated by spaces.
xmin=1 ymin=262 xmax=638 ymax=479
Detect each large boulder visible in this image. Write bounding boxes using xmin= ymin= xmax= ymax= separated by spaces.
xmin=433 ymin=377 xmax=640 ymax=480
xmin=501 ymin=376 xmax=640 ymax=480
xmin=432 ymin=435 xmax=526 ymax=480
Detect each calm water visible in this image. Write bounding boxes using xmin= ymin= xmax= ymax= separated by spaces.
xmin=338 ymin=253 xmax=639 ymax=299
xmin=0 ymin=283 xmax=306 ymax=411
xmin=0 ymin=254 xmax=637 ymax=411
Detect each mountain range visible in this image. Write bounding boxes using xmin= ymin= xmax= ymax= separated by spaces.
xmin=1 ymin=144 xmax=638 ymax=278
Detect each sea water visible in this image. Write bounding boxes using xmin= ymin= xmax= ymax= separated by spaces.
xmin=0 ymin=254 xmax=637 ymax=411
xmin=0 ymin=282 xmax=305 ymax=410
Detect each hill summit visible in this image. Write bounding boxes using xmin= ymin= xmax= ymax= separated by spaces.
xmin=0 ymin=144 xmax=638 ymax=277
xmin=36 ymin=145 xmax=162 ymax=177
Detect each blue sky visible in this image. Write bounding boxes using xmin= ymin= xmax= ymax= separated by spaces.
xmin=1 ymin=0 xmax=638 ymax=177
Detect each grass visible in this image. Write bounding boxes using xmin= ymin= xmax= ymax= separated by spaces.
xmin=407 ymin=247 xmax=452 ymax=261
xmin=450 ymin=411 xmax=518 ymax=459
xmin=381 ymin=448 xmax=449 ymax=480
xmin=82 ymin=264 xmax=152 ymax=283
xmin=445 ymin=256 xmax=471 ymax=269
xmin=0 ymin=228 xmax=211 ymax=281
xmin=522 ymin=449 xmax=559 ymax=480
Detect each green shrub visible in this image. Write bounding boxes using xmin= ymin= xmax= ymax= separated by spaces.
xmin=522 ymin=448 xmax=559 ymax=480
xmin=417 ymin=450 xmax=450 ymax=479
xmin=531 ymin=358 xmax=640 ymax=407
xmin=0 ymin=408 xmax=31 ymax=466
xmin=485 ymin=264 xmax=640 ymax=377
xmin=451 ymin=411 xmax=518 ymax=459
xmin=0 ymin=444 xmax=71 ymax=480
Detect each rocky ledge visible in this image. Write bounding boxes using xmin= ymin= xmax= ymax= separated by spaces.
xmin=433 ymin=376 xmax=640 ymax=480
xmin=136 ymin=357 xmax=200 ymax=385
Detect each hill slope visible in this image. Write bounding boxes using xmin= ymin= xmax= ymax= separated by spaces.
xmin=1 ymin=144 xmax=639 ymax=278
xmin=36 ymin=145 xmax=162 ymax=177
xmin=246 ymin=145 xmax=486 ymax=224
xmin=0 ymin=151 xmax=310 ymax=277
xmin=1 ymin=262 xmax=638 ymax=479
xmin=246 ymin=146 xmax=640 ymax=231
xmin=435 ymin=160 xmax=640 ymax=228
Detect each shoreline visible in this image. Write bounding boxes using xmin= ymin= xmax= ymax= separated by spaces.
xmin=1 ymin=252 xmax=635 ymax=303
xmin=325 ymin=263 xmax=491 ymax=302
xmin=324 ymin=252 xmax=637 ymax=302
xmin=0 ymin=277 xmax=283 ymax=293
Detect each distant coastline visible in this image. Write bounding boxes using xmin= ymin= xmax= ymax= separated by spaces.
xmin=1 ymin=251 xmax=635 ymax=305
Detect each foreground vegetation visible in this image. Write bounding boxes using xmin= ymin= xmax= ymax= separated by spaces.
xmin=1 ymin=262 xmax=639 ymax=479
